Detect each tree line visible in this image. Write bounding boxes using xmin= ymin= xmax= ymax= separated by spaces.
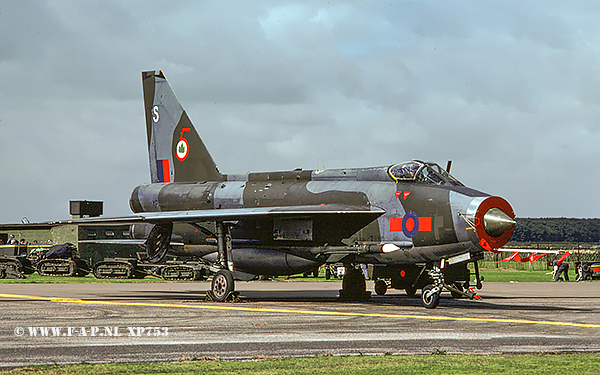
xmin=511 ymin=218 xmax=600 ymax=243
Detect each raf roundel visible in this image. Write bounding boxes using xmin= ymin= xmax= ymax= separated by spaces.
xmin=401 ymin=211 xmax=419 ymax=238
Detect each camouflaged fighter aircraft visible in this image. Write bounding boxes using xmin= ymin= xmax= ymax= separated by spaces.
xmin=116 ymin=70 xmax=515 ymax=308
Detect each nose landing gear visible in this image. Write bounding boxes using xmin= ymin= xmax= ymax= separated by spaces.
xmin=421 ymin=256 xmax=483 ymax=309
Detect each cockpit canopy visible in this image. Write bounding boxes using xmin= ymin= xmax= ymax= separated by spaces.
xmin=388 ymin=161 xmax=463 ymax=186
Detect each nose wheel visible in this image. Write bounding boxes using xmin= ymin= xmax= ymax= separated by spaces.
xmin=421 ymin=284 xmax=441 ymax=309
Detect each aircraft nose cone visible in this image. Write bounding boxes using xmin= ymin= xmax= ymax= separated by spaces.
xmin=483 ymin=207 xmax=516 ymax=238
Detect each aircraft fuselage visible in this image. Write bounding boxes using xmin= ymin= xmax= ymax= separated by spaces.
xmin=130 ymin=161 xmax=514 ymax=272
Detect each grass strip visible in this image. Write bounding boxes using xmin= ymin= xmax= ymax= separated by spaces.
xmin=4 ymin=353 xmax=600 ymax=375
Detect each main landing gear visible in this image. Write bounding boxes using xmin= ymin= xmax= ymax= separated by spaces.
xmin=205 ymin=222 xmax=239 ymax=302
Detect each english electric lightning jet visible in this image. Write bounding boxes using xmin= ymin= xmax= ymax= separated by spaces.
xmin=81 ymin=71 xmax=518 ymax=308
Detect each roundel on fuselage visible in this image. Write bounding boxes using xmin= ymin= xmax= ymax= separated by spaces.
xmin=401 ymin=211 xmax=419 ymax=238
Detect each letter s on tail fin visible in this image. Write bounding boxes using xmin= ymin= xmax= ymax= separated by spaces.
xmin=142 ymin=70 xmax=224 ymax=183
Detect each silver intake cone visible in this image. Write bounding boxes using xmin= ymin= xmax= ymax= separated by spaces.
xmin=483 ymin=207 xmax=516 ymax=237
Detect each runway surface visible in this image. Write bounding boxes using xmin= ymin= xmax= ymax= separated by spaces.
xmin=1 ymin=280 xmax=599 ymax=369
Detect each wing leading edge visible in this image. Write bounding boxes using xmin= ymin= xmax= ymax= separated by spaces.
xmin=52 ymin=205 xmax=384 ymax=225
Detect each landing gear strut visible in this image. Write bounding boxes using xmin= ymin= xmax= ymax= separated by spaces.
xmin=421 ymin=265 xmax=444 ymax=309
xmin=206 ymin=221 xmax=239 ymax=302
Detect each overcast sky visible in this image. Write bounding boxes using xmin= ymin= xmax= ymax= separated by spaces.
xmin=1 ymin=1 xmax=600 ymax=223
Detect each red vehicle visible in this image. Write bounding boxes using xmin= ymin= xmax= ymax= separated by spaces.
xmin=577 ymin=261 xmax=600 ymax=281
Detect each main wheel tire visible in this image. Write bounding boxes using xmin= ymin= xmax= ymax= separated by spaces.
xmin=211 ymin=270 xmax=235 ymax=302
xmin=374 ymin=279 xmax=388 ymax=295
xmin=422 ymin=284 xmax=440 ymax=309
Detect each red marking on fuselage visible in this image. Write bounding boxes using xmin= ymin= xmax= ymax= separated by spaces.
xmin=390 ymin=217 xmax=403 ymax=232
xmin=405 ymin=217 xmax=415 ymax=231
xmin=389 ymin=217 xmax=433 ymax=232
xmin=479 ymin=238 xmax=492 ymax=251
xmin=418 ymin=217 xmax=432 ymax=231
xmin=395 ymin=191 xmax=411 ymax=200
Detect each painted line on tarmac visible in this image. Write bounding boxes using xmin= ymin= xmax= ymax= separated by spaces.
xmin=1 ymin=292 xmax=599 ymax=329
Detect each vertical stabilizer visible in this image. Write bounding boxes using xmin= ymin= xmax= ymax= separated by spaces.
xmin=142 ymin=70 xmax=224 ymax=183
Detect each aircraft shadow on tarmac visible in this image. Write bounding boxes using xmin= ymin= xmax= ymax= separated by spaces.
xmin=95 ymin=289 xmax=596 ymax=313
xmin=370 ymin=294 xmax=597 ymax=313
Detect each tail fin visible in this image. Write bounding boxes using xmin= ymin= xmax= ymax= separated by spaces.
xmin=142 ymin=70 xmax=224 ymax=183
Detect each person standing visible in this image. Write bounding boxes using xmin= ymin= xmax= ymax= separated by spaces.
xmin=553 ymin=259 xmax=570 ymax=281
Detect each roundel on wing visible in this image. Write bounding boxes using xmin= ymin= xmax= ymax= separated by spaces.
xmin=401 ymin=211 xmax=419 ymax=238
